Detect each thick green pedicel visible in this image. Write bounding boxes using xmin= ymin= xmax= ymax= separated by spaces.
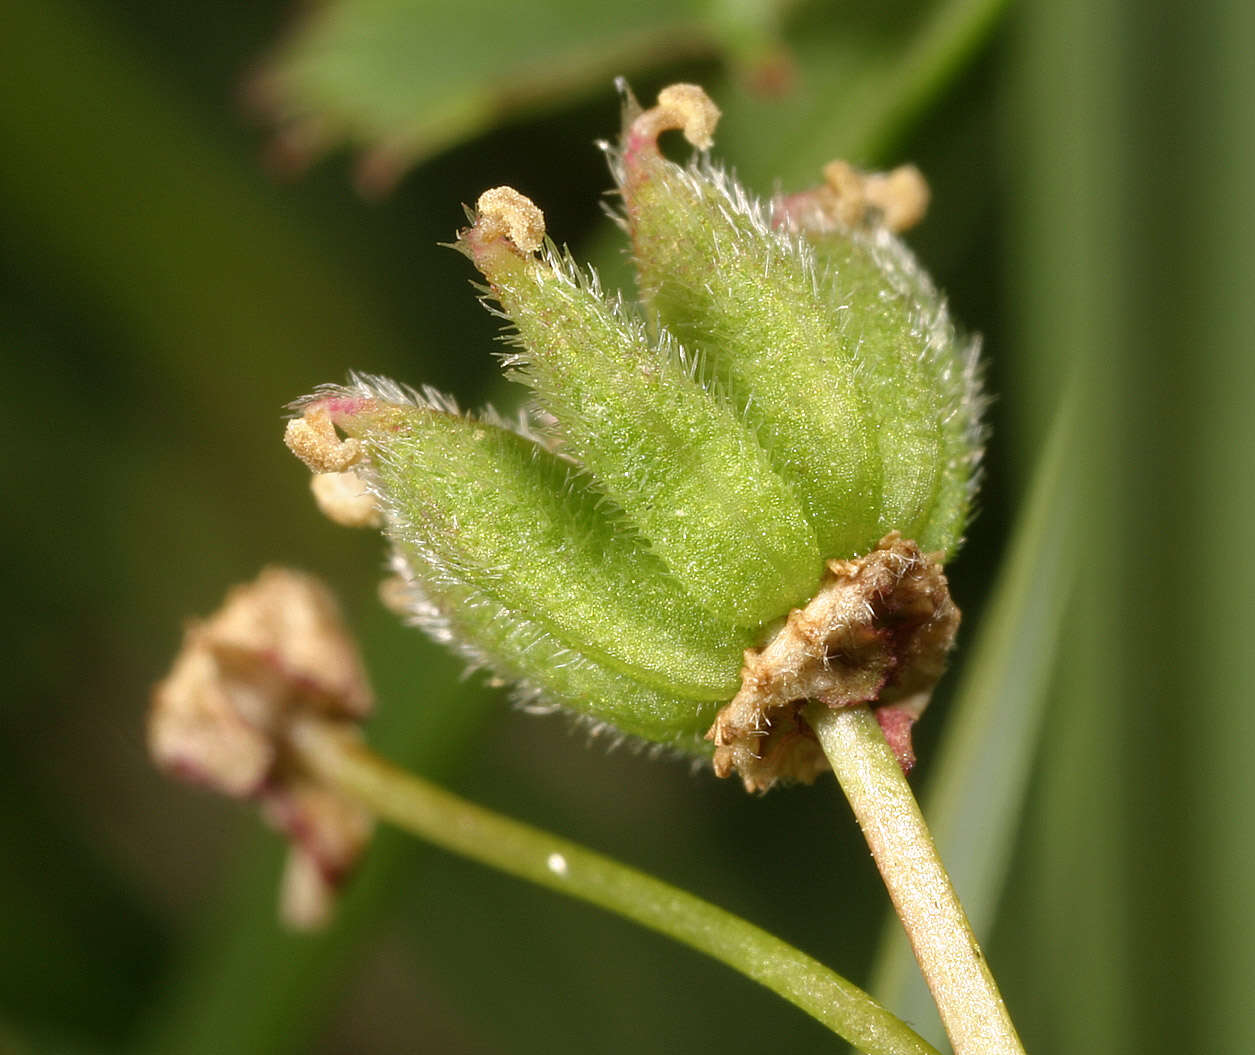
xmin=461 ymin=218 xmax=822 ymax=628
xmin=394 ymin=567 xmax=718 ymax=750
xmin=618 ymin=111 xmax=976 ymax=561
xmin=318 ymin=386 xmax=749 ymax=701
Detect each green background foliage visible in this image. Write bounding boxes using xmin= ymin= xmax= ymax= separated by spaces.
xmin=1 ymin=0 xmax=1250 ymax=1051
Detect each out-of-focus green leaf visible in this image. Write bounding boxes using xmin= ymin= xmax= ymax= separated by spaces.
xmin=252 ymin=0 xmax=1010 ymax=192
xmin=252 ymin=0 xmax=726 ymax=192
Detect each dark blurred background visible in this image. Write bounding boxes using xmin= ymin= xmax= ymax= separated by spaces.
xmin=3 ymin=0 xmax=1252 ymax=1052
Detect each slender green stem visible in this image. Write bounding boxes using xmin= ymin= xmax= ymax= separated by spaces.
xmin=288 ymin=718 xmax=940 ymax=1055
xmin=869 ymin=382 xmax=1078 ymax=1033
xmin=809 ymin=704 xmax=1024 ymax=1055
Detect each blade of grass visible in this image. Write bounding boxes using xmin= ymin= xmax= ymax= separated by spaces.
xmin=872 ymin=0 xmax=1140 ymax=1042
xmin=1185 ymin=1 xmax=1255 ymax=1048
xmin=976 ymin=0 xmax=1137 ymax=1048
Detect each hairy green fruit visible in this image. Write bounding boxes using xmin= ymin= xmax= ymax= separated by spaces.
xmin=284 ymin=84 xmax=982 ymax=783
xmin=615 ymin=86 xmax=981 ymax=560
xmin=461 ymin=198 xmax=821 ymax=628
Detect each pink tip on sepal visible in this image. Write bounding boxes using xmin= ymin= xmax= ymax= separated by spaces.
xmin=874 ymin=705 xmax=919 ymax=775
xmin=317 ymin=394 xmax=377 ymax=421
xmin=622 ymin=82 xmax=721 ymax=168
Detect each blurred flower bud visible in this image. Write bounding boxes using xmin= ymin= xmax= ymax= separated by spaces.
xmin=149 ymin=568 xmax=374 ymax=926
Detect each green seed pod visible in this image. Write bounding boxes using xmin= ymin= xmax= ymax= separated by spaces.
xmin=385 ymin=561 xmax=721 ymax=751
xmin=613 ymin=85 xmax=981 ymax=560
xmin=284 ymin=83 xmax=982 ymax=786
xmin=293 ymin=381 xmax=750 ymax=701
xmin=460 ymin=189 xmax=821 ymax=628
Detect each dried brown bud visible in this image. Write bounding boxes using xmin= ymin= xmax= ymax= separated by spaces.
xmin=149 ymin=568 xmax=374 ymax=927
xmin=265 ymin=768 xmax=374 ymax=929
xmin=147 ymin=643 xmax=276 ymax=797
xmin=860 ymin=164 xmax=930 ymax=233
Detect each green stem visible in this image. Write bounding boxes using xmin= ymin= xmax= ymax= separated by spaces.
xmin=288 ymin=718 xmax=940 ymax=1055
xmin=809 ymin=704 xmax=1025 ymax=1055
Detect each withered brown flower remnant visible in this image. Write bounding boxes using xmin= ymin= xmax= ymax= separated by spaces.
xmin=707 ymin=535 xmax=959 ymax=793
xmin=149 ymin=568 xmax=374 ymax=928
xmin=773 ymin=160 xmax=931 ymax=235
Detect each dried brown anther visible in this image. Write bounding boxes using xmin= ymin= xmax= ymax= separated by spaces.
xmin=627 ymin=83 xmax=722 ymax=151
xmin=284 ymin=406 xmax=364 ymax=473
xmin=310 ymin=470 xmax=383 ymax=528
xmin=707 ymin=534 xmax=959 ymax=793
xmin=775 ymin=161 xmax=931 ymax=235
xmin=149 ymin=568 xmax=374 ymax=928
xmin=475 ymin=186 xmax=546 ymax=252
